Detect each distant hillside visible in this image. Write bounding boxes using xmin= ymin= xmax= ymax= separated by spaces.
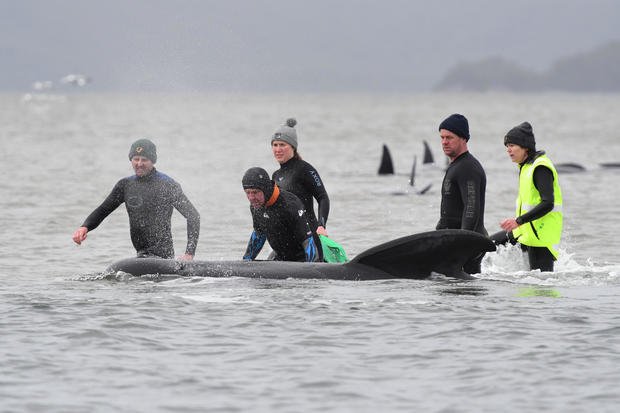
xmin=435 ymin=41 xmax=620 ymax=92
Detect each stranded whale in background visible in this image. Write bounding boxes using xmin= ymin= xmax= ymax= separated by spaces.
xmin=377 ymin=140 xmax=437 ymax=175
xmin=379 ymin=142 xmax=620 ymax=175
xmin=377 ymin=142 xmax=434 ymax=195
xmin=107 ymin=229 xmax=496 ymax=281
xmin=554 ymin=162 xmax=620 ymax=173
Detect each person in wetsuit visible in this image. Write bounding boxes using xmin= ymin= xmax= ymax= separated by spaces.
xmin=491 ymin=122 xmax=563 ymax=272
xmin=436 ymin=114 xmax=488 ymax=274
xmin=72 ymin=139 xmax=200 ymax=260
xmin=242 ymin=167 xmax=321 ymax=262
xmin=270 ymin=118 xmax=330 ymax=237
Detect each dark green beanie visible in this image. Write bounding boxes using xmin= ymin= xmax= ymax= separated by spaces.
xmin=128 ymin=139 xmax=157 ymax=163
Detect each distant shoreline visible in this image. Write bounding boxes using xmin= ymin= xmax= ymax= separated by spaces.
xmin=435 ymin=41 xmax=620 ymax=92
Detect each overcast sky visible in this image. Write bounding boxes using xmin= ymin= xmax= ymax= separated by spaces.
xmin=2 ymin=0 xmax=620 ymax=92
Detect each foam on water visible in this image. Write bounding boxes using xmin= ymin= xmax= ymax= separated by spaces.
xmin=482 ymin=243 xmax=620 ymax=287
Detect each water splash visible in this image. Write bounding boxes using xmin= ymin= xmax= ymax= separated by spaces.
xmin=481 ymin=243 xmax=620 ymax=286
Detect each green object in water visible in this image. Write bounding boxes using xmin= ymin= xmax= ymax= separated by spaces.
xmin=320 ymin=235 xmax=349 ymax=263
xmin=516 ymin=286 xmax=561 ymax=297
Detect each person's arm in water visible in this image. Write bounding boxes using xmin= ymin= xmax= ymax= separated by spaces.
xmin=243 ymin=230 xmax=267 ymax=260
xmin=72 ymin=180 xmax=125 ymax=245
xmin=172 ymin=185 xmax=200 ymax=260
xmin=302 ymin=164 xmax=330 ymax=237
xmin=500 ymin=166 xmax=554 ymax=232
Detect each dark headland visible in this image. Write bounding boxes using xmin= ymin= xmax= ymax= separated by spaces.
xmin=435 ymin=41 xmax=620 ymax=92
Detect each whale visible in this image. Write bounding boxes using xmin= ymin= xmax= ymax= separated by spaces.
xmin=377 ymin=144 xmax=395 ymax=175
xmin=422 ymin=140 xmax=434 ymax=165
xmin=555 ymin=162 xmax=586 ymax=174
xmin=377 ymin=144 xmax=433 ymax=195
xmin=106 ymin=229 xmax=495 ymax=281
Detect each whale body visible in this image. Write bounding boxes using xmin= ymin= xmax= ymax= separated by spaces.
xmin=106 ymin=229 xmax=495 ymax=281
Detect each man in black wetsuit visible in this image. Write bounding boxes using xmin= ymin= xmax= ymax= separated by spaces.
xmin=242 ymin=167 xmax=321 ymax=262
xmin=436 ymin=114 xmax=488 ymax=274
xmin=72 ymin=139 xmax=200 ymax=260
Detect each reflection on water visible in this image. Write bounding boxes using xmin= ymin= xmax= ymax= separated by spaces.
xmin=439 ymin=285 xmax=488 ymax=296
xmin=516 ymin=286 xmax=562 ymax=297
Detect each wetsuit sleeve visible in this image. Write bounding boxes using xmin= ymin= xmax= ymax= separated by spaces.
xmin=516 ymin=166 xmax=555 ymax=225
xmin=243 ymin=230 xmax=266 ymax=260
xmin=172 ymin=186 xmax=201 ymax=256
xmin=490 ymin=230 xmax=518 ymax=246
xmin=301 ymin=237 xmax=320 ymax=262
xmin=81 ymin=180 xmax=125 ymax=231
xmin=457 ymin=173 xmax=484 ymax=231
xmin=302 ymin=164 xmax=330 ymax=227
xmin=316 ymin=192 xmax=330 ymax=228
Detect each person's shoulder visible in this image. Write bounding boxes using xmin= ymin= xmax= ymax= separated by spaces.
xmin=153 ymin=170 xmax=173 ymax=180
xmin=279 ymin=188 xmax=297 ymax=200
xmin=460 ymin=151 xmax=477 ymax=161
xmin=108 ymin=176 xmax=132 ymax=194
xmin=451 ymin=152 xmax=485 ymax=178
xmin=116 ymin=175 xmax=134 ymax=186
xmin=461 ymin=152 xmax=485 ymax=169
xmin=299 ymin=159 xmax=317 ymax=171
xmin=279 ymin=189 xmax=303 ymax=206
xmin=532 ymin=151 xmax=550 ymax=164
xmin=532 ymin=153 xmax=555 ymax=173
xmin=153 ymin=171 xmax=180 ymax=185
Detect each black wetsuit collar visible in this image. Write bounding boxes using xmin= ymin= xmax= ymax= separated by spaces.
xmin=451 ymin=151 xmax=470 ymax=164
xmin=280 ymin=157 xmax=298 ymax=169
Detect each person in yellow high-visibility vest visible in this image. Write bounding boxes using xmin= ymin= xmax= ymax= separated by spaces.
xmin=490 ymin=122 xmax=563 ymax=272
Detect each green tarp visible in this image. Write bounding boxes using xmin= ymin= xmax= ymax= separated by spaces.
xmin=320 ymin=235 xmax=349 ymax=263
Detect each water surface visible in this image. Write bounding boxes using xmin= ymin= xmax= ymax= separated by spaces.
xmin=1 ymin=93 xmax=619 ymax=412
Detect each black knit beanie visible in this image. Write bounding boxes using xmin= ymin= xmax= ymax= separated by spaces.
xmin=242 ymin=167 xmax=275 ymax=201
xmin=439 ymin=114 xmax=470 ymax=141
xmin=128 ymin=139 xmax=157 ymax=163
xmin=504 ymin=122 xmax=536 ymax=151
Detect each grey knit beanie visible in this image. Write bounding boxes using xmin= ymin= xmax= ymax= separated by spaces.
xmin=271 ymin=118 xmax=298 ymax=150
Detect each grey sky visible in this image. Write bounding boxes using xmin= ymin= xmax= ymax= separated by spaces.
xmin=2 ymin=0 xmax=619 ymax=92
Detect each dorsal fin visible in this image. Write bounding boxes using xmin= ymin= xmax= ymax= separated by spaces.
xmin=409 ymin=155 xmax=417 ymax=187
xmin=351 ymin=229 xmax=495 ymax=279
xmin=423 ymin=140 xmax=434 ymax=164
xmin=378 ymin=144 xmax=394 ymax=175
